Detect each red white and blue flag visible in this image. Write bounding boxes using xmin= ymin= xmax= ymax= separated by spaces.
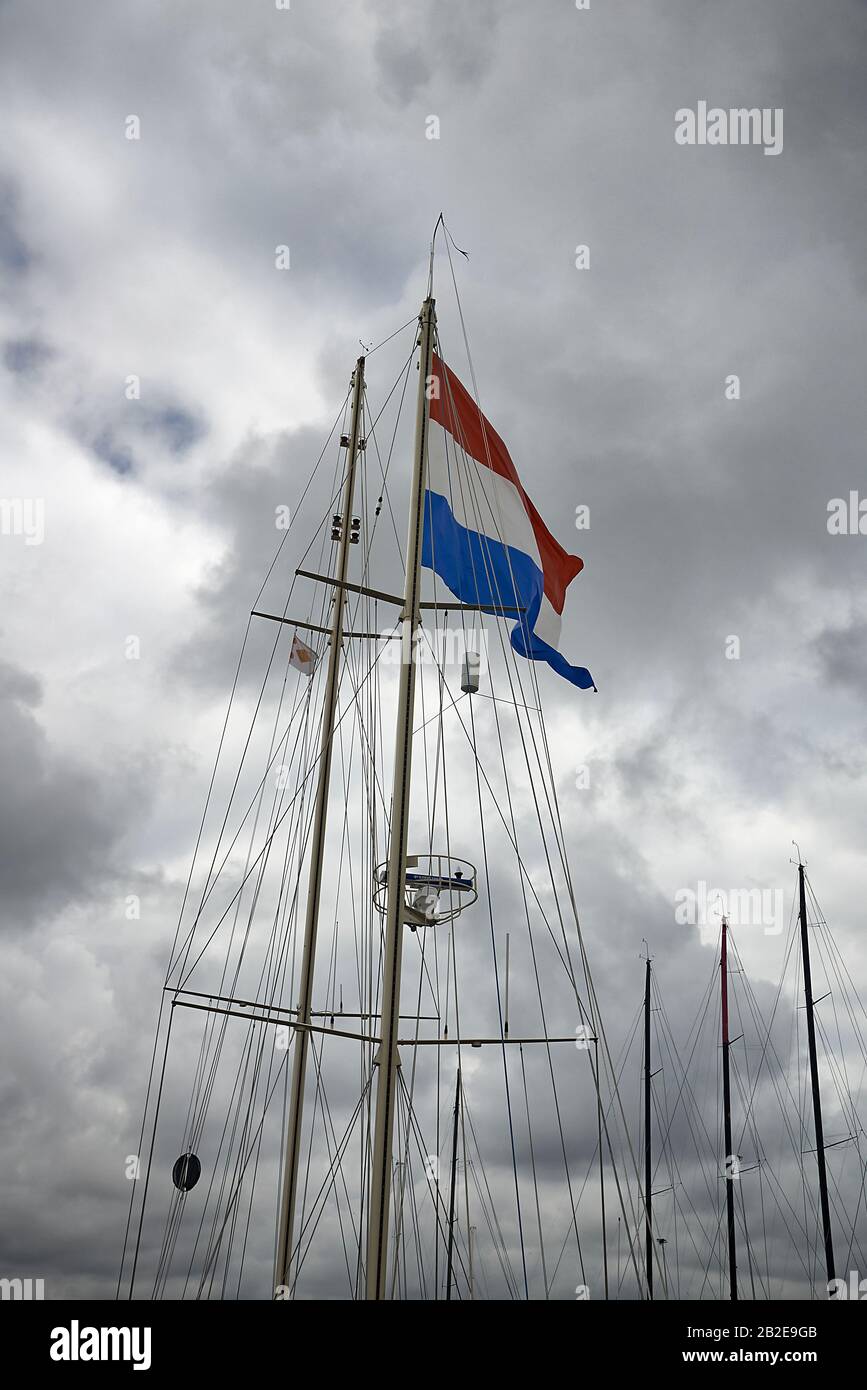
xmin=422 ymin=353 xmax=595 ymax=691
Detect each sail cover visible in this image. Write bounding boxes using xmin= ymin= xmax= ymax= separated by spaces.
xmin=422 ymin=352 xmax=595 ymax=691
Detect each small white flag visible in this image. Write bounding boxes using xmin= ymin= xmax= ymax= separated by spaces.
xmin=289 ymin=632 xmax=317 ymax=677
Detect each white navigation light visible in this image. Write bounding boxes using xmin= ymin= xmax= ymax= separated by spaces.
xmin=461 ymin=650 xmax=481 ymax=695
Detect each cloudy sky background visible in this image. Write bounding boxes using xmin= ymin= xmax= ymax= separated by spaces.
xmin=2 ymin=0 xmax=867 ymax=1299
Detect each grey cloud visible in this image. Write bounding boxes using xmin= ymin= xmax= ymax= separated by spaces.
xmin=146 ymin=405 xmax=206 ymax=454
xmin=371 ymin=0 xmax=501 ymax=105
xmin=0 ymin=659 xmax=155 ymax=930
xmin=0 ymin=178 xmax=29 ymax=274
xmin=814 ymin=617 xmax=867 ymax=695
xmin=3 ymin=336 xmax=53 ymax=375
xmin=93 ymin=428 xmax=135 ymax=476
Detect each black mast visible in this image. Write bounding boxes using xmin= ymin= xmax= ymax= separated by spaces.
xmin=445 ymin=1067 xmax=461 ymax=1300
xmin=798 ymin=859 xmax=836 ymax=1292
xmin=644 ymin=956 xmax=653 ymax=1300
xmin=720 ymin=917 xmax=738 ymax=1301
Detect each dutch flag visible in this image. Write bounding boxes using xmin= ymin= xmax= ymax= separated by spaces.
xmin=422 ymin=352 xmax=595 ymax=691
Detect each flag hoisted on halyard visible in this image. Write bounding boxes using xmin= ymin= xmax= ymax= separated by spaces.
xmin=422 ymin=352 xmax=595 ymax=691
xmin=288 ymin=632 xmax=317 ymax=676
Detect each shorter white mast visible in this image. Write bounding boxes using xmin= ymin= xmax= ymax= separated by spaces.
xmin=274 ymin=355 xmax=366 ymax=1295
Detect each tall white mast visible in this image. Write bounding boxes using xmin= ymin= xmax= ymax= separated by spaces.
xmin=274 ymin=355 xmax=366 ymax=1295
xmin=365 ymin=297 xmax=436 ymax=1299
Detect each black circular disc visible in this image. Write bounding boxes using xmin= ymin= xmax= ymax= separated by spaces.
xmin=172 ymin=1152 xmax=201 ymax=1192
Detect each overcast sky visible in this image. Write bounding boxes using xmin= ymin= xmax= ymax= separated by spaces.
xmin=1 ymin=0 xmax=866 ymax=1301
